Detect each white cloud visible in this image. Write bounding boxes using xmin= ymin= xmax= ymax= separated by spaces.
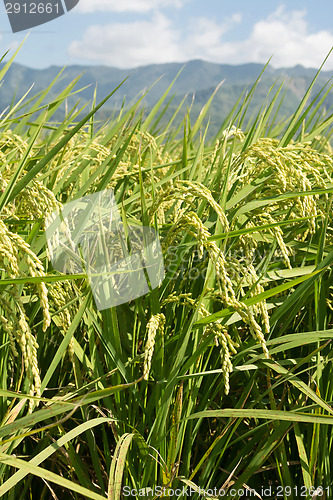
xmin=68 ymin=13 xmax=241 ymax=68
xmin=68 ymin=13 xmax=181 ymax=67
xmin=194 ymin=6 xmax=333 ymax=69
xmin=182 ymin=14 xmax=242 ymax=61
xmin=68 ymin=6 xmax=333 ymax=69
xmin=228 ymin=6 xmax=333 ymax=69
xmin=75 ymin=0 xmax=185 ymax=13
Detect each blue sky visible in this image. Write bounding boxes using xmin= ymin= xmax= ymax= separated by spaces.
xmin=1 ymin=0 xmax=333 ymax=70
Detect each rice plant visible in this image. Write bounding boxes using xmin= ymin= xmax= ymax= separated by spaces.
xmin=0 ymin=45 xmax=332 ymax=500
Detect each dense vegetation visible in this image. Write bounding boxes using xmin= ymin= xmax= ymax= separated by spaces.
xmin=3 ymin=57 xmax=333 ymax=139
xmin=0 ymin=45 xmax=333 ymax=499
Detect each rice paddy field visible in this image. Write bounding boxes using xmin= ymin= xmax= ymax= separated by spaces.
xmin=0 ymin=45 xmax=333 ymax=500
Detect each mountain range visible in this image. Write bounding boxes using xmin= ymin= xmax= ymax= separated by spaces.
xmin=1 ymin=59 xmax=333 ymax=135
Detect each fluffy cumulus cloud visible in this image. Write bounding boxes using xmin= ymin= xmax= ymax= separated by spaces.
xmin=75 ymin=0 xmax=185 ymax=13
xmin=69 ymin=13 xmax=181 ymax=68
xmin=219 ymin=7 xmax=333 ymax=69
xmin=182 ymin=14 xmax=242 ymax=60
xmin=68 ymin=13 xmax=241 ymax=67
xmin=68 ymin=6 xmax=333 ymax=69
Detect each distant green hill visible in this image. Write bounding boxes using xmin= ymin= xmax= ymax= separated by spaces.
xmin=1 ymin=59 xmax=333 ymax=137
